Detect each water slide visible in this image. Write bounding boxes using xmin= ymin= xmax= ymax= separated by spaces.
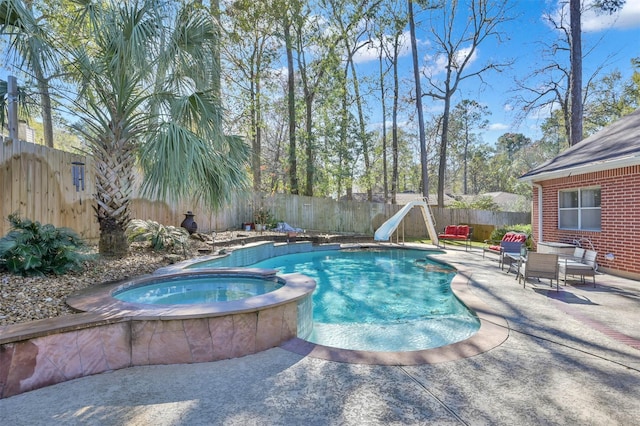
xmin=374 ymin=200 xmax=439 ymax=245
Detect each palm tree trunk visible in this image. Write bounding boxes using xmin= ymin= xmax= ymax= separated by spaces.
xmin=93 ymin=140 xmax=135 ymax=258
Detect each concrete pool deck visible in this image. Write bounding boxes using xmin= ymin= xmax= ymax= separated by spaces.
xmin=1 ymin=245 xmax=639 ymax=425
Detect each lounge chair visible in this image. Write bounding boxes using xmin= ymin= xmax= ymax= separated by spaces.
xmin=518 ymin=252 xmax=560 ymax=291
xmin=559 ymin=249 xmax=597 ymax=286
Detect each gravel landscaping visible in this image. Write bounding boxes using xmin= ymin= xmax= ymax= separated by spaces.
xmin=0 ymin=245 xmax=180 ymax=326
xmin=0 ymin=231 xmax=274 ymax=326
xmin=0 ymin=230 xmax=372 ymax=327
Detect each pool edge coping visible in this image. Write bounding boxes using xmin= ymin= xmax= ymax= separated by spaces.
xmin=65 ymin=268 xmax=316 ymax=320
xmin=279 ymin=256 xmax=509 ymax=365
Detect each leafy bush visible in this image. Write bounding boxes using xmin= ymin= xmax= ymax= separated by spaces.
xmin=126 ymin=219 xmax=189 ymax=254
xmin=449 ymin=196 xmax=502 ymax=211
xmin=0 ymin=214 xmax=92 ymax=276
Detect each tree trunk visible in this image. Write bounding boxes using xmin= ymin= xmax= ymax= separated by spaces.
xmin=463 ymin=125 xmax=469 ymax=195
xmin=284 ymin=21 xmax=298 ymax=194
xmin=391 ymin=35 xmax=400 ymax=205
xmin=98 ymin=225 xmax=129 ymax=259
xmin=569 ymin=0 xmax=583 ymax=146
xmin=409 ymin=0 xmax=429 ymax=200
xmin=210 ymin=0 xmax=222 ymax=102
xmin=338 ymin=69 xmax=350 ymax=201
xmin=379 ymin=50 xmax=388 ymax=203
xmin=438 ymin=95 xmax=451 ymax=207
xmin=255 ymin=77 xmax=262 ymax=191
xmin=348 ymin=55 xmax=371 ymax=201
xmin=92 ymin=132 xmax=135 ymax=258
xmin=250 ymin=79 xmax=260 ymax=191
xmin=31 ymin=60 xmax=54 ymax=148
xmin=304 ymin=92 xmax=314 ymax=196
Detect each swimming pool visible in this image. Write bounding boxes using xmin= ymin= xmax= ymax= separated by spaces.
xmin=248 ymin=248 xmax=480 ymax=352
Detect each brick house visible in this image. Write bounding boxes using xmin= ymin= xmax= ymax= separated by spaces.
xmin=519 ymin=108 xmax=640 ymax=280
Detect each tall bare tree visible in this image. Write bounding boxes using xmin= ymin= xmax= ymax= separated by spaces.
xmin=222 ymin=0 xmax=279 ymax=191
xmin=421 ymin=0 xmax=513 ymax=206
xmin=569 ymin=0 xmax=583 ymax=146
xmin=408 ymin=0 xmax=428 ymax=199
xmin=448 ymin=99 xmax=489 ymax=195
xmin=569 ymin=0 xmax=626 ymax=145
xmin=279 ymin=1 xmax=300 ymax=194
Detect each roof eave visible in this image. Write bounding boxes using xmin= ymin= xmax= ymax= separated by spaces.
xmin=519 ymin=154 xmax=640 ymax=183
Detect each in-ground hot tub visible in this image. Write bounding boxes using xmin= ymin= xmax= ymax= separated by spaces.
xmin=66 ymin=267 xmax=316 ymax=365
xmin=1 ymin=267 xmax=315 ymax=399
xmin=113 ymin=272 xmax=286 ymax=305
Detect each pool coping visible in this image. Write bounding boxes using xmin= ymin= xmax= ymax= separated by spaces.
xmin=66 ymin=242 xmax=510 ymax=366
xmin=279 ymin=253 xmax=509 ymax=365
xmin=146 ymin=242 xmax=509 ymax=365
xmin=66 ymin=268 xmax=316 ymax=320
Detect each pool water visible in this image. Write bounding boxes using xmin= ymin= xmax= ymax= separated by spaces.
xmin=114 ymin=275 xmax=284 ymax=304
xmin=249 ymin=248 xmax=480 ymax=352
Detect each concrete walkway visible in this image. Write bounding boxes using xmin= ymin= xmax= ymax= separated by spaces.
xmin=1 ymin=248 xmax=639 ymax=425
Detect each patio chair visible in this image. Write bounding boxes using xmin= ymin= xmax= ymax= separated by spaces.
xmin=483 ymin=232 xmax=528 ymax=259
xmin=559 ymin=249 xmax=597 ymax=286
xmin=558 ymin=247 xmax=586 ymax=262
xmin=499 ymin=241 xmax=526 ymax=273
xmin=518 ymin=252 xmax=560 ymax=291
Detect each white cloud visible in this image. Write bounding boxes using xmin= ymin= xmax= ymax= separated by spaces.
xmin=352 ymin=32 xmax=411 ymax=64
xmin=583 ymin=0 xmax=640 ymax=31
xmin=422 ymin=46 xmax=479 ymax=77
xmin=550 ymin=0 xmax=640 ymax=32
xmin=503 ymin=104 xmax=514 ymax=112
xmin=488 ymin=122 xmax=509 ymax=131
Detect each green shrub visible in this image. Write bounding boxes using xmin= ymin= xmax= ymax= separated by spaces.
xmin=0 ymin=214 xmax=92 ymax=276
xmin=449 ymin=196 xmax=502 ymax=211
xmin=126 ymin=219 xmax=189 ymax=254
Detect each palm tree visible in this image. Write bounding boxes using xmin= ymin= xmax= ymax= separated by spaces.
xmin=67 ymin=0 xmax=249 ymax=258
xmin=0 ymin=77 xmax=30 ymax=132
xmin=0 ymin=0 xmax=57 ymax=147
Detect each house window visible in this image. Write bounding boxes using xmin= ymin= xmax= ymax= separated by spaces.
xmin=558 ymin=188 xmax=601 ymax=231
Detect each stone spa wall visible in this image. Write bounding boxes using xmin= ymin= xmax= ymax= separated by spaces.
xmin=1 ymin=262 xmax=316 ymax=399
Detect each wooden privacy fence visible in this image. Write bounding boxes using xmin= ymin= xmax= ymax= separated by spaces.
xmin=1 ymin=139 xmax=530 ymax=241
xmin=1 ymin=138 xmax=97 ymax=239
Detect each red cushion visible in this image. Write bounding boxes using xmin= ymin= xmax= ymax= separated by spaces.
xmin=444 ymin=225 xmax=457 ymax=234
xmin=441 ymin=235 xmax=465 ymax=240
xmin=488 ymin=245 xmax=501 ymax=251
xmin=456 ymin=225 xmax=469 ymax=236
xmin=502 ymin=232 xmax=526 ymax=243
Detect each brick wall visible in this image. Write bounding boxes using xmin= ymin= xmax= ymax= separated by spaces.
xmin=532 ymin=165 xmax=640 ymax=277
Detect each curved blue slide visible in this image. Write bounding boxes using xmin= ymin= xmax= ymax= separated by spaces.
xmin=374 ymin=200 xmax=439 ymax=244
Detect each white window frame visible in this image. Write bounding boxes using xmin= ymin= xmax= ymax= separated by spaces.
xmin=558 ymin=187 xmax=601 ymax=231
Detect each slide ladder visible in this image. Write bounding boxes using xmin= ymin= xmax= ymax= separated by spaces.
xmin=374 ymin=200 xmax=439 ymax=245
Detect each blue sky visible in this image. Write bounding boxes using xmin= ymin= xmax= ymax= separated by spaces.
xmin=2 ymin=0 xmax=638 ymax=148
xmin=355 ymin=0 xmax=640 ymax=145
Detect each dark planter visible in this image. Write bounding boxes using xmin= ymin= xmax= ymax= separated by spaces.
xmin=181 ymin=211 xmax=198 ymax=234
